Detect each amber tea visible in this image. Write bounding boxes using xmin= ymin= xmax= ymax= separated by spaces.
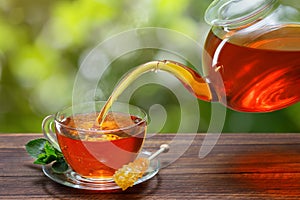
xmin=56 ymin=112 xmax=146 ymax=179
xmin=96 ymin=25 xmax=300 ymax=122
xmin=42 ymin=101 xmax=147 ymax=181
xmin=203 ymin=25 xmax=300 ymax=112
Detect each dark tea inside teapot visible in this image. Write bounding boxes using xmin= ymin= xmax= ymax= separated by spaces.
xmin=203 ymin=0 xmax=300 ymax=112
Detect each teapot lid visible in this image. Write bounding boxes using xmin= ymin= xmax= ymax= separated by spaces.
xmin=205 ymin=0 xmax=278 ymax=28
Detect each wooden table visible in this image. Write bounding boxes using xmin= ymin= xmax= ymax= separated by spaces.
xmin=1 ymin=133 xmax=300 ymax=199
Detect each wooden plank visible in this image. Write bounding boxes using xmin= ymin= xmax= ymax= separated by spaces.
xmin=1 ymin=134 xmax=300 ymax=199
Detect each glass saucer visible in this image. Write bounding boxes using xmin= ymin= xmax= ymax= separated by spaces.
xmin=42 ymin=150 xmax=160 ymax=191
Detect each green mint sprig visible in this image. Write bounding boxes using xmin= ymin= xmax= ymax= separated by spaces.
xmin=25 ymin=138 xmax=68 ymax=173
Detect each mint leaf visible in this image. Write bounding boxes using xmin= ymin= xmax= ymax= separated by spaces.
xmin=52 ymin=157 xmax=69 ymax=173
xmin=25 ymin=138 xmax=69 ymax=173
xmin=44 ymin=141 xmax=57 ymax=157
xmin=26 ymin=138 xmax=48 ymax=158
xmin=34 ymin=153 xmax=57 ymax=165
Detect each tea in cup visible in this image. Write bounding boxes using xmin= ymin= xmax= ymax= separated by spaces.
xmin=42 ymin=101 xmax=147 ymax=181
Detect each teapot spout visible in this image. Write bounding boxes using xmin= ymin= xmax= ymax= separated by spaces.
xmin=96 ymin=60 xmax=213 ymax=125
xmin=157 ymin=60 xmax=213 ymax=101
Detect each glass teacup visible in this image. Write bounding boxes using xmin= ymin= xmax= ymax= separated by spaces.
xmin=42 ymin=101 xmax=147 ymax=182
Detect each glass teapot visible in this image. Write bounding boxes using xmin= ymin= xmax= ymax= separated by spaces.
xmin=202 ymin=0 xmax=300 ymax=112
xmin=97 ymin=0 xmax=300 ymax=123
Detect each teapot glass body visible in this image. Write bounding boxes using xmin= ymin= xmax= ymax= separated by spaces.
xmin=202 ymin=0 xmax=300 ymax=112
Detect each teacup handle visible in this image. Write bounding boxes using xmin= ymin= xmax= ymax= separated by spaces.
xmin=42 ymin=115 xmax=61 ymax=151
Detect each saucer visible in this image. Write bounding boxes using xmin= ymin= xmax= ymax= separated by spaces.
xmin=42 ymin=150 xmax=160 ymax=190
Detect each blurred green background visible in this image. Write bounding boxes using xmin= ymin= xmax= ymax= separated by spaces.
xmin=0 ymin=0 xmax=299 ymax=133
